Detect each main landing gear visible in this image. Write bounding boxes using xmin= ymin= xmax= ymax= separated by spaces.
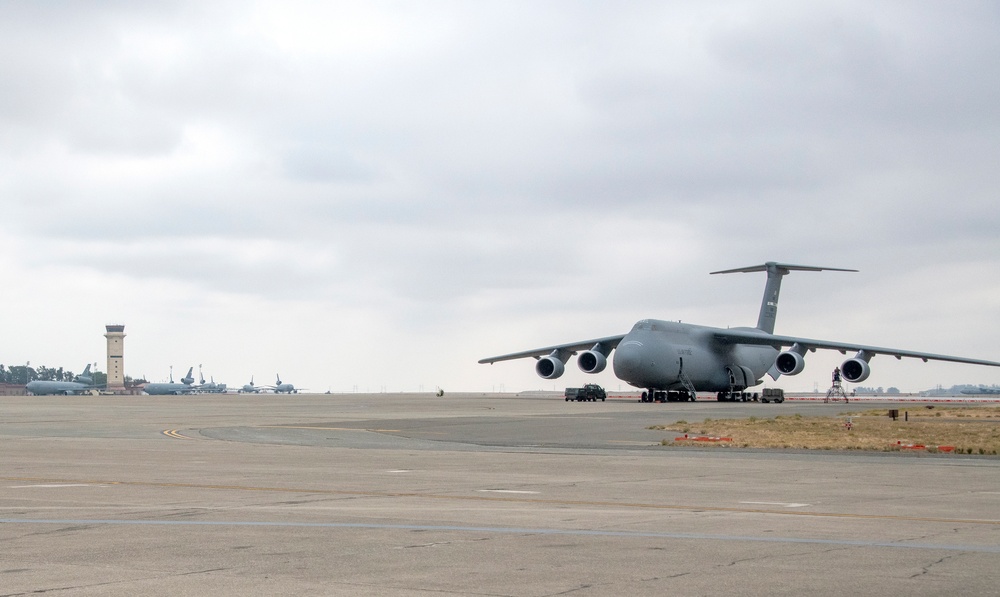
xmin=640 ymin=390 xmax=696 ymax=403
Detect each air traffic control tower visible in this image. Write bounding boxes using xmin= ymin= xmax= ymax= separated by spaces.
xmin=104 ymin=324 xmax=126 ymax=392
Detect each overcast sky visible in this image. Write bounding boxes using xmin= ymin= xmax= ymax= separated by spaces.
xmin=2 ymin=1 xmax=998 ymax=394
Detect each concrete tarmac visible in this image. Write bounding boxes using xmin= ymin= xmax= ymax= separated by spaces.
xmin=1 ymin=393 xmax=998 ymax=596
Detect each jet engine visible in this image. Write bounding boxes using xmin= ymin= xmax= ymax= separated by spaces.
xmin=535 ymin=356 xmax=565 ymax=379
xmin=841 ymin=358 xmax=871 ymax=383
xmin=775 ymin=350 xmax=806 ymax=375
xmin=577 ymin=350 xmax=608 ymax=374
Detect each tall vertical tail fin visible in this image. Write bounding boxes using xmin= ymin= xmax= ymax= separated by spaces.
xmin=76 ymin=363 xmax=94 ymax=384
xmin=710 ymin=262 xmax=857 ymax=334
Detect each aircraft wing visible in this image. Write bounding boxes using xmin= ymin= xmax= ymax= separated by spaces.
xmin=712 ymin=329 xmax=1000 ymax=367
xmin=479 ymin=335 xmax=627 ymax=364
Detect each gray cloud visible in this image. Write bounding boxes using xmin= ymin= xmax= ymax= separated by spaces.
xmin=1 ymin=1 xmax=998 ymax=392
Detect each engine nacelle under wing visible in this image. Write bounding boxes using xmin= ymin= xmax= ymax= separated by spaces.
xmin=577 ymin=350 xmax=608 ymax=374
xmin=841 ymin=358 xmax=871 ymax=383
xmin=536 ymin=356 xmax=566 ymax=379
xmin=775 ymin=350 xmax=806 ymax=375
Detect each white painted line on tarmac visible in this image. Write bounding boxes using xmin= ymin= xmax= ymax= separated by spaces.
xmin=740 ymin=501 xmax=810 ymax=508
xmin=477 ymin=489 xmax=540 ymax=494
xmin=9 ymin=484 xmax=101 ymax=489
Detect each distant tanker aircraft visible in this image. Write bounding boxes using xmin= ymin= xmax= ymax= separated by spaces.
xmin=196 ymin=366 xmax=227 ymax=393
xmin=239 ymin=374 xmax=302 ymax=394
xmin=264 ymin=374 xmax=301 ymax=394
xmin=25 ymin=364 xmax=101 ymax=396
xmin=144 ymin=366 xmax=197 ymax=395
xmin=480 ymin=262 xmax=1000 ymax=402
xmin=239 ymin=376 xmax=260 ymax=393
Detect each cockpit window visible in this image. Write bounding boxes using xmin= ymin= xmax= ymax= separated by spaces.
xmin=631 ymin=319 xmax=683 ymax=334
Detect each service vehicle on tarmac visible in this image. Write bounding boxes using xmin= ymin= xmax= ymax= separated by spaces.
xmin=565 ymin=384 xmax=607 ymax=402
xmin=760 ymin=388 xmax=785 ymax=403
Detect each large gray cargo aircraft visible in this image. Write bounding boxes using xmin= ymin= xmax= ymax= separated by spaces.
xmin=196 ymin=366 xmax=227 ymax=393
xmin=239 ymin=376 xmax=260 ymax=393
xmin=480 ymin=262 xmax=1000 ymax=402
xmin=144 ymin=366 xmax=197 ymax=395
xmin=239 ymin=374 xmax=301 ymax=394
xmin=25 ymin=364 xmax=100 ymax=396
xmin=267 ymin=374 xmax=300 ymax=394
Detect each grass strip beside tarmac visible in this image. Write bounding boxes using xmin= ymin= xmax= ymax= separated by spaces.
xmin=650 ymin=406 xmax=1000 ymax=454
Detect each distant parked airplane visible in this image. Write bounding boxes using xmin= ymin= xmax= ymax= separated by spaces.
xmin=267 ymin=374 xmax=301 ymax=394
xmin=25 ymin=364 xmax=101 ymax=396
xmin=195 ymin=366 xmax=227 ymax=393
xmin=961 ymin=386 xmax=1000 ymax=395
xmin=144 ymin=366 xmax=197 ymax=395
xmin=239 ymin=374 xmax=301 ymax=394
xmin=239 ymin=376 xmax=260 ymax=394
xmin=480 ymin=262 xmax=1000 ymax=402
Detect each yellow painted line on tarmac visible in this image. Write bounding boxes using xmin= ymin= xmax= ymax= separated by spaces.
xmin=607 ymin=441 xmax=661 ymax=446
xmin=162 ymin=429 xmax=196 ymax=440
xmin=1 ymin=475 xmax=998 ymax=527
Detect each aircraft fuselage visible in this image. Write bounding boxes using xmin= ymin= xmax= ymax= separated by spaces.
xmin=612 ymin=320 xmax=777 ymax=393
xmin=25 ymin=380 xmax=94 ymax=396
xmin=144 ymin=383 xmax=195 ymax=395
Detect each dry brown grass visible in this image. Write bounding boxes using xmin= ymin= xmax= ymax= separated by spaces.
xmin=651 ymin=406 xmax=1000 ymax=453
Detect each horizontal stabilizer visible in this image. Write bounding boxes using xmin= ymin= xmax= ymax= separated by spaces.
xmin=710 ymin=262 xmax=858 ymax=276
xmin=710 ymin=261 xmax=857 ymax=334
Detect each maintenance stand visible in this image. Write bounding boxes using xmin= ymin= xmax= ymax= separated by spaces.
xmin=825 ymin=366 xmax=849 ymax=403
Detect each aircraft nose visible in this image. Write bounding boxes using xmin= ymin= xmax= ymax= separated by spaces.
xmin=613 ymin=341 xmax=645 ymax=380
